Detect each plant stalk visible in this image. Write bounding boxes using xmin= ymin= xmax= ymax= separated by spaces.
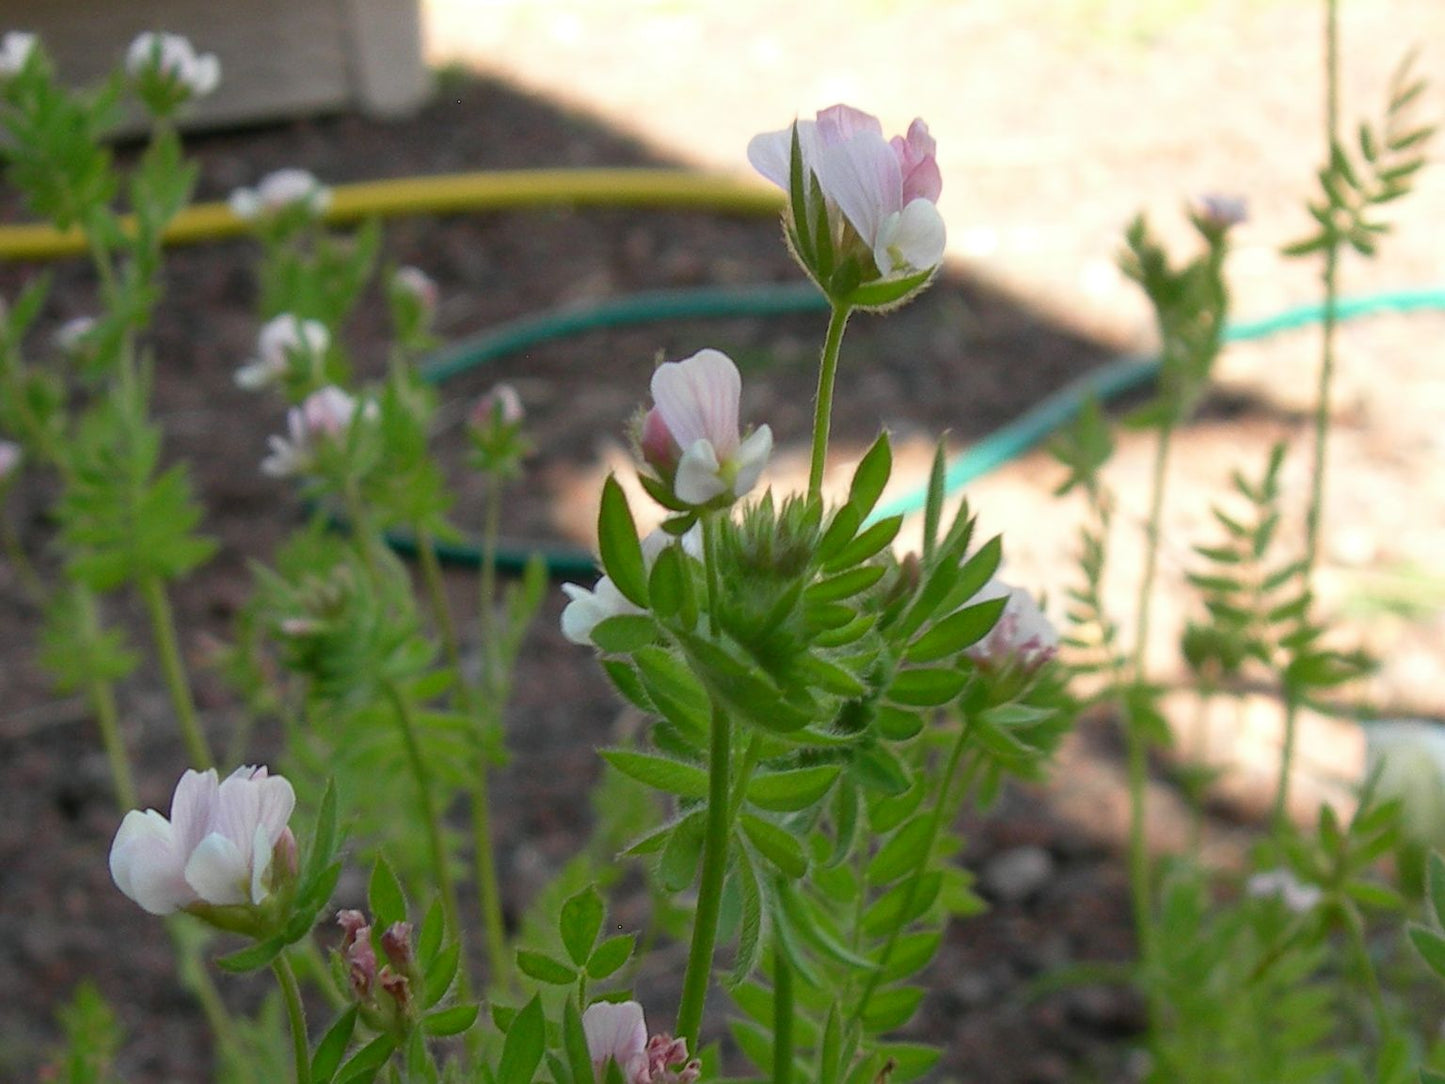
xmin=272 ymin=953 xmax=312 ymax=1084
xmin=139 ymin=574 xmax=213 ymax=770
xmin=472 ymin=479 xmax=510 ymax=985
xmin=807 ymin=303 xmax=853 ymax=502
xmin=773 ymin=952 xmax=795 ymax=1084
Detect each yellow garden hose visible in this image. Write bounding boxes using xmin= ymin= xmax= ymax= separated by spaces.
xmin=0 ymin=168 xmax=785 ymax=261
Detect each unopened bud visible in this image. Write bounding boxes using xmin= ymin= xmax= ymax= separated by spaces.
xmin=380 ymin=922 xmax=413 ymax=971
xmin=379 ymin=968 xmax=412 ymax=1015
xmin=470 ymin=384 xmax=524 ymax=431
xmin=345 ymin=925 xmax=376 ymax=999
xmin=336 ymin=909 xmax=367 ymax=952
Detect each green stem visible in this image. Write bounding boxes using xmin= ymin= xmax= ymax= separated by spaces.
xmin=854 ymin=714 xmax=972 ymax=1024
xmin=1304 ymin=0 xmax=1341 ymax=573
xmin=773 ymin=952 xmax=794 ymax=1084
xmin=1131 ymin=423 xmax=1174 ymax=681
xmin=1342 ymin=904 xmax=1390 ymax=1042
xmin=139 ymin=574 xmax=213 ymax=770
xmin=807 ymin=303 xmax=853 ymax=502
xmin=0 ymin=504 xmax=46 ymax=603
xmin=415 ymin=527 xmax=464 ymax=682
xmin=383 ymin=682 xmax=464 ymax=968
xmin=1273 ymin=690 xmax=1303 ymax=828
xmin=675 ymin=694 xmax=732 ymax=1052
xmin=341 ymin=480 xmax=382 ymax=584
xmin=169 ymin=921 xmax=253 ymax=1083
xmin=272 ymin=953 xmax=312 ymax=1084
xmin=1125 ymin=715 xmax=1153 ymax=966
xmin=472 ymin=479 xmax=510 ymax=986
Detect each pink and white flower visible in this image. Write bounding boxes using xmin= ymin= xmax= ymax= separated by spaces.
xmin=967 ymin=577 xmax=1058 ymax=670
xmin=392 ymin=266 xmax=439 ymax=313
xmin=109 ymin=766 xmax=296 ymax=916
xmin=0 ymin=31 xmax=37 ymax=78
xmin=640 ymin=348 xmax=772 ymax=507
xmin=469 ymin=383 xmax=524 ymax=431
xmin=125 ymin=32 xmax=219 ymax=99
xmin=53 ymin=315 xmax=95 ymax=355
xmin=261 ymin=385 xmax=372 ymax=478
xmin=749 ymin=104 xmax=945 ymax=279
xmin=581 ymin=1000 xmax=700 ymax=1084
xmin=1246 ymin=868 xmax=1322 ymax=913
xmin=230 ymin=168 xmax=332 ymax=221
xmin=236 ymin=314 xmax=330 ymax=390
xmin=561 ymin=529 xmax=699 ymax=647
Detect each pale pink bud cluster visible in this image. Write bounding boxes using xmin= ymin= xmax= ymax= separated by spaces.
xmin=109 ymin=766 xmax=296 ymax=916
xmin=261 ymin=385 xmax=373 ymax=478
xmin=749 ymin=104 xmax=945 ymax=279
xmin=0 ymin=438 xmax=20 ymax=485
xmin=469 ymin=383 xmax=524 ymax=431
xmin=581 ymin=1001 xmax=700 ymax=1084
xmin=125 ymin=32 xmax=219 ymax=99
xmin=1195 ymin=194 xmax=1248 ymax=232
xmin=640 ymin=348 xmax=772 ymax=507
xmin=967 ymin=577 xmax=1058 ymax=670
xmin=235 ymin=314 xmax=330 ymax=391
xmin=0 ymin=31 xmax=36 ymax=78
xmin=229 ymin=168 xmax=332 ymax=222
xmin=392 ymin=266 xmax=439 ymax=313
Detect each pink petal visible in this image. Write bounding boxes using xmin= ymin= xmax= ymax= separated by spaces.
xmin=815 ymin=129 xmax=903 ymax=247
xmin=583 ymin=1000 xmax=649 ymax=1071
xmin=650 ymin=349 xmax=742 ymax=456
xmin=169 ymin=768 xmax=220 ymax=860
xmin=815 ymin=104 xmax=883 ymax=145
xmin=892 ymin=119 xmax=941 ymax=204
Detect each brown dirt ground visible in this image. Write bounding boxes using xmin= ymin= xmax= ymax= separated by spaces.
xmin=4 ymin=1 xmax=1445 ymax=1080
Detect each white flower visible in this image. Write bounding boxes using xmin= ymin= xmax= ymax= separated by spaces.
xmin=1246 ymin=868 xmax=1323 ymax=914
xmin=261 ymin=385 xmax=371 ymax=478
xmin=125 ymin=32 xmax=219 ymax=99
xmin=53 ymin=315 xmax=95 ymax=355
xmin=469 ymin=383 xmax=524 ymax=430
xmin=229 ymin=169 xmax=332 ymax=221
xmin=236 ymin=314 xmax=329 ymax=391
xmin=109 ymin=766 xmax=295 ymax=915
xmin=967 ymin=577 xmax=1058 ymax=669
xmin=1365 ymin=719 xmax=1445 ymax=845
xmin=582 ymin=1001 xmax=649 ymax=1083
xmin=560 ymin=528 xmax=697 ymax=647
xmin=392 ymin=266 xmax=438 ymax=312
xmin=639 ymin=348 xmax=772 ymax=507
xmin=0 ymin=439 xmax=21 ymax=481
xmin=0 ymin=31 xmax=36 ymax=77
xmin=749 ymin=104 xmax=945 ymax=279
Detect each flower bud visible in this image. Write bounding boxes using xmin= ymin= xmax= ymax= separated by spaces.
xmin=345 ymin=925 xmax=376 ymax=999
xmin=126 ymin=32 xmax=219 ymax=114
xmin=379 ymin=968 xmax=412 ymax=1015
xmin=336 ymin=909 xmax=368 ymax=951
xmin=236 ymin=314 xmax=329 ymax=391
xmin=379 ymin=921 xmax=413 ymax=971
xmin=469 ymin=383 xmax=524 ymax=431
xmin=966 ymin=577 xmax=1058 ymax=672
xmin=229 ymin=169 xmax=331 ymax=222
xmin=0 ymin=32 xmax=37 ymax=79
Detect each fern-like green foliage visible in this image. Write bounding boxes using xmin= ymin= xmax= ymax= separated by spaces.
xmin=1284 ymin=53 xmax=1435 ymax=260
xmin=42 ymin=982 xmax=123 ymax=1084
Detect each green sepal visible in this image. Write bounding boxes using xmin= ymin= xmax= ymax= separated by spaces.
xmin=597 ymin=475 xmax=648 ymax=607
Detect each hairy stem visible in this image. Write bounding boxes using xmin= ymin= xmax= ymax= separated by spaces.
xmin=272 ymin=953 xmax=312 ymax=1084
xmin=807 ymin=303 xmax=853 ymax=502
xmin=414 ymin=526 xmax=464 ymax=689
xmin=139 ymin=574 xmax=213 ymax=770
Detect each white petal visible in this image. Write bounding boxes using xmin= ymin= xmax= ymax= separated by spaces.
xmin=674 ymin=439 xmax=727 ymax=505
xmin=561 ymin=579 xmax=638 ymax=645
xmin=110 ymin=810 xmax=192 ymax=915
xmin=732 ymin=424 xmax=773 ymax=499
xmin=746 ymin=120 xmax=819 ymax=191
xmin=873 ymin=199 xmax=946 ymax=275
xmin=169 ymin=768 xmax=220 ymax=859
xmin=228 ymin=189 xmax=260 ymax=220
xmin=650 ymin=349 xmax=742 ymax=455
xmin=582 ymin=1000 xmax=648 ymax=1069
xmin=184 ymin=832 xmax=250 ymax=905
xmin=815 ymin=129 xmax=902 ymax=247
xmin=249 ymin=821 xmax=273 ymax=904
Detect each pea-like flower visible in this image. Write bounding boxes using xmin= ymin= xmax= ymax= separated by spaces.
xmin=967 ymin=577 xmax=1058 ymax=670
xmin=109 ymin=766 xmax=296 ymax=916
xmin=229 ymin=168 xmax=332 ymax=222
xmin=749 ymin=104 xmax=945 ymax=285
xmin=261 ymin=385 xmax=373 ymax=478
xmin=639 ymin=348 xmax=772 ymax=508
xmin=0 ymin=31 xmax=37 ymax=78
xmin=561 ymin=528 xmax=699 ymax=647
xmin=125 ymin=32 xmax=220 ymax=104
xmin=582 ymin=1000 xmax=700 ymax=1084
xmin=235 ymin=314 xmax=330 ymax=391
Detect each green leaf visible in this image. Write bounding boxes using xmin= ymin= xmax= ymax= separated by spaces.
xmin=423 ymin=942 xmax=461 ymax=1008
xmin=335 ymin=1034 xmax=397 ymax=1084
xmin=589 ymin=614 xmax=657 ymax=653
xmin=516 ymin=949 xmax=577 ymax=985
xmin=496 ymin=995 xmax=546 ymax=1082
xmin=422 ymin=1003 xmax=479 ymax=1036
xmin=867 ymin=815 xmax=933 ymax=886
xmin=586 ymin=933 xmax=636 ymax=980
xmin=601 ymin=749 xmax=709 ymax=799
xmin=311 ymin=1005 xmax=359 ymax=1083
xmin=746 ymin=765 xmax=841 ymax=812
xmin=647 ymin=542 xmax=690 ymax=623
xmin=368 ymin=858 xmax=407 ymax=930
xmin=1410 ymin=923 xmax=1445 ymax=977
xmin=862 ymin=871 xmax=942 ymax=936
xmin=741 ymin=814 xmax=808 ymax=878
xmin=727 ymin=847 xmax=765 ymax=987
xmin=660 ymin=810 xmax=706 ymax=892
xmin=564 ymin=998 xmax=596 ymax=1084
xmin=848 ymin=432 xmax=892 ymax=520
xmin=806 ymin=565 xmax=887 ymax=604
xmin=634 ymin=645 xmax=710 ymax=742
xmin=822 ymin=516 xmax=902 ymax=574
xmin=887 ymin=666 xmax=967 ymax=707
xmin=816 ymin=505 xmax=862 ymax=567
xmin=905 ymin=597 xmax=1005 ymax=663
xmin=560 ymin=885 xmax=605 ymax=967
xmin=861 ymin=984 xmax=924 ymax=1032
xmin=597 ymin=476 xmax=648 ymax=607
xmin=922 ymin=441 xmax=948 ymax=563
xmin=215 ymin=936 xmax=286 ymax=973
xmin=1428 ymin=851 xmax=1445 ymax=929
